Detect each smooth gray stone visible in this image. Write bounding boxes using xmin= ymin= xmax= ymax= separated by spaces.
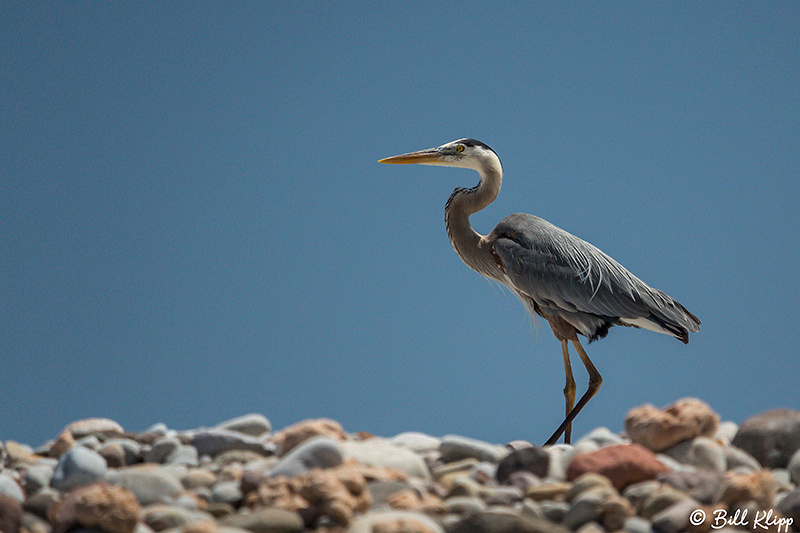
xmin=733 ymin=408 xmax=800 ymax=469
xmin=269 ymin=436 xmax=343 ymax=477
xmin=211 ymin=480 xmax=243 ymax=505
xmin=343 ymin=439 xmax=430 ymax=481
xmin=446 ymin=509 xmax=569 ymax=533
xmin=24 ymin=463 xmax=54 ymax=493
xmin=98 ymin=438 xmax=142 ymax=465
xmin=651 ymin=498 xmax=698 ymax=533
xmin=0 ymin=473 xmax=25 ymax=502
xmin=146 ymin=436 xmax=181 ymax=463
xmin=51 ymin=446 xmax=107 ymax=492
xmin=221 ymin=508 xmax=304 ymax=533
xmin=166 ymin=445 xmax=198 ymax=466
xmin=142 ymin=504 xmax=214 ymax=530
xmin=106 ymin=467 xmax=184 ymax=505
xmin=23 ymin=487 xmax=59 ymax=519
xmin=787 ymin=448 xmax=800 ymax=485
xmin=440 ymin=435 xmax=508 ymax=464
xmin=777 ymin=489 xmax=800 ymax=529
xmin=623 ymin=516 xmax=653 ymax=533
xmin=563 ymin=489 xmax=607 ymax=530
xmin=445 ymin=495 xmax=487 ymax=514
xmin=724 ymin=445 xmax=761 ymax=472
xmin=389 ymin=432 xmax=442 ymax=453
xmin=191 ymin=428 xmax=274 ymax=457
xmin=348 ymin=510 xmax=444 ymax=533
xmin=576 ymin=427 xmax=626 ymax=448
xmin=659 ymin=469 xmax=726 ymax=505
xmin=539 ymin=500 xmax=569 ymax=523
xmin=215 ymin=413 xmax=271 ymax=436
xmin=496 ymin=446 xmax=549 ymax=483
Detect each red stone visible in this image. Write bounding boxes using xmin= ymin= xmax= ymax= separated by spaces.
xmin=567 ymin=444 xmax=670 ymax=491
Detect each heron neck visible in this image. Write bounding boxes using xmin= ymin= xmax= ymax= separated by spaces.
xmin=445 ymin=163 xmax=502 ymax=272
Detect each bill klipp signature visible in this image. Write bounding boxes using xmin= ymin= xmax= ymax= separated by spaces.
xmin=690 ymin=508 xmax=794 ymax=532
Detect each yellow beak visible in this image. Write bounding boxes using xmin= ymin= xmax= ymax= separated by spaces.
xmin=378 ymin=148 xmax=444 ymax=165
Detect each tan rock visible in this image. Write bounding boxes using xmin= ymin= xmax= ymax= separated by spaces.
xmin=48 ymin=430 xmax=74 ymax=458
xmin=372 ymin=518 xmax=439 ymax=533
xmin=64 ymin=418 xmax=124 ymax=439
xmin=3 ymin=441 xmax=38 ymax=465
xmin=526 ymin=482 xmax=572 ymax=501
xmin=386 ymin=489 xmax=447 ymax=515
xmin=624 ymin=398 xmax=719 ymax=452
xmin=272 ymin=418 xmax=347 ymax=456
xmin=244 ymin=461 xmax=373 ymax=526
xmin=182 ymin=520 xmax=218 ymax=533
xmin=50 ymin=482 xmax=140 ymax=533
xmin=722 ymin=470 xmax=777 ymax=509
xmin=601 ymin=493 xmax=635 ymax=531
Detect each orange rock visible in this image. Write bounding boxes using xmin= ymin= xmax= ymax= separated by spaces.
xmin=48 ymin=430 xmax=74 ymax=458
xmin=272 ymin=418 xmax=348 ymax=456
xmin=245 ymin=461 xmax=373 ymax=526
xmin=722 ymin=470 xmax=777 ymax=509
xmin=386 ymin=489 xmax=447 ymax=515
xmin=625 ymin=398 xmax=719 ymax=452
xmin=567 ymin=444 xmax=670 ymax=491
xmin=50 ymin=482 xmax=140 ymax=533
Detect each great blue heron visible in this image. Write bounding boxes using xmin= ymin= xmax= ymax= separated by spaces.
xmin=379 ymin=138 xmax=700 ymax=445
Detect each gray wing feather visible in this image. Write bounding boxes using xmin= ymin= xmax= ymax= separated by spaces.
xmin=489 ymin=213 xmax=700 ymax=342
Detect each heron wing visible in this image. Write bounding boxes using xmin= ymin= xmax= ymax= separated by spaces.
xmin=489 ymin=213 xmax=700 ymax=342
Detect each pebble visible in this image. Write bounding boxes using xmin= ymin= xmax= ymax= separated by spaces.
xmin=440 ymin=434 xmax=507 ymax=464
xmin=0 ymin=494 xmax=23 ymax=533
xmin=0 ymin=473 xmax=25 ymax=502
xmin=190 ymin=428 xmax=274 ymax=458
xmin=142 ymin=504 xmax=214 ymax=530
xmin=64 ymin=417 xmax=125 ymax=439
xmin=650 ymin=497 xmax=699 ymax=533
xmin=662 ymin=436 xmax=726 ymax=472
xmin=268 ymin=435 xmax=343 ymax=477
xmin=342 ymin=438 xmax=430 ymax=481
xmin=2 ymin=404 xmax=798 ymax=533
xmin=105 ymin=466 xmax=184 ymax=505
xmin=563 ymin=488 xmax=607 ymax=530
xmin=576 ymin=426 xmax=626 ymax=449
xmin=220 ymin=507 xmax=304 ymax=533
xmin=215 ymin=413 xmax=272 ymax=437
xmin=447 ymin=509 xmax=569 ymax=533
xmin=659 ymin=469 xmax=726 ymax=504
xmin=545 ymin=443 xmax=578 ymax=481
xmin=99 ymin=438 xmax=142 ymax=466
xmin=23 ymin=462 xmax=54 ymax=493
xmin=51 ymin=445 xmax=108 ymax=492
xmin=389 ymin=431 xmax=442 ymax=454
xmin=495 ymin=445 xmax=549 ymax=483
xmin=444 ymin=494 xmax=487 ymax=514
xmin=733 ymin=408 xmax=800 ymax=468
xmin=347 ymin=510 xmax=444 ymax=533
xmin=145 ymin=436 xmax=181 ymax=464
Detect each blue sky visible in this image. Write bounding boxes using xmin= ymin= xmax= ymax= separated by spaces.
xmin=3 ymin=3 xmax=798 ymax=448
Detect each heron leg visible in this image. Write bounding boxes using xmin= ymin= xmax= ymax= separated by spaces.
xmin=561 ymin=340 xmax=576 ymax=444
xmin=545 ymin=338 xmax=603 ymax=446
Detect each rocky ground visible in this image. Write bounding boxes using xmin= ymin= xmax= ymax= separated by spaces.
xmin=1 ymin=398 xmax=799 ymax=533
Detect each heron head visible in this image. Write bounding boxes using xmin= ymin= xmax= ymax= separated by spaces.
xmin=379 ymin=138 xmax=500 ymax=172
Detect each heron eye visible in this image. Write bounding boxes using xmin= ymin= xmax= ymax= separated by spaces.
xmin=456 ymin=145 xmax=465 ymax=152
